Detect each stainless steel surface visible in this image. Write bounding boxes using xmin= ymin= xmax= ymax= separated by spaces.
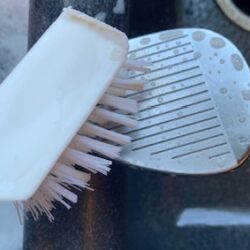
xmin=24 ymin=1 xmax=250 ymax=250
xmin=118 ymin=28 xmax=250 ymax=174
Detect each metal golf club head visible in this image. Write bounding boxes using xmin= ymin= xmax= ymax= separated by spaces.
xmin=117 ymin=28 xmax=250 ymax=175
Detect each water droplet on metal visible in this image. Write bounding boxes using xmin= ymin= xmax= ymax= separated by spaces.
xmin=177 ymin=111 xmax=183 ymax=117
xmin=215 ymin=157 xmax=227 ymax=167
xmin=193 ymin=52 xmax=201 ymax=59
xmin=220 ymin=59 xmax=225 ymax=64
xmin=241 ymin=90 xmax=250 ymax=101
xmin=140 ymin=37 xmax=151 ymax=45
xmin=177 ymin=159 xmax=182 ymax=164
xmin=210 ymin=37 xmax=226 ymax=49
xmin=220 ymin=88 xmax=228 ymax=94
xmin=239 ymin=117 xmax=246 ymax=123
xmin=157 ymin=96 xmax=164 ymax=103
xmin=129 ymin=53 xmax=136 ymax=59
xmin=192 ymin=31 xmax=206 ymax=41
xmin=231 ymin=53 xmax=244 ymax=71
xmin=159 ymin=30 xmax=184 ymax=41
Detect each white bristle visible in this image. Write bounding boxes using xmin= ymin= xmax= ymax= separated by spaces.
xmin=100 ymin=94 xmax=138 ymax=113
xmin=116 ymin=69 xmax=130 ymax=78
xmin=124 ymin=59 xmax=151 ymax=72
xmin=46 ymin=177 xmax=78 ymax=203
xmin=53 ymin=163 xmax=90 ymax=182
xmin=59 ymin=156 xmax=92 ymax=170
xmin=14 ymin=202 xmax=24 ymax=224
xmin=62 ymin=148 xmax=111 ymax=175
xmin=61 ymin=153 xmax=98 ymax=174
xmin=90 ymin=107 xmax=138 ymax=128
xmin=80 ymin=122 xmax=131 ymax=144
xmin=106 ymin=87 xmax=126 ymax=96
xmin=112 ymin=78 xmax=146 ymax=91
xmin=74 ymin=135 xmax=121 ymax=159
xmin=24 ymin=185 xmax=56 ymax=221
xmin=22 ymin=58 xmax=148 ymax=221
xmin=42 ymin=181 xmax=69 ymax=209
xmin=51 ymin=163 xmax=91 ymax=190
xmin=69 ymin=140 xmax=91 ymax=152
xmin=88 ymin=111 xmax=108 ymax=125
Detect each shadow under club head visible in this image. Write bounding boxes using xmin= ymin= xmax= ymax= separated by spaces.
xmin=117 ymin=28 xmax=250 ymax=175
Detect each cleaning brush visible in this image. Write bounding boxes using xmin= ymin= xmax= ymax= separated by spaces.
xmin=0 ymin=8 xmax=148 ymax=221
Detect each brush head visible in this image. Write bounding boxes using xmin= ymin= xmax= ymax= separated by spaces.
xmin=118 ymin=28 xmax=250 ymax=175
xmin=0 ymin=8 xmax=128 ymax=201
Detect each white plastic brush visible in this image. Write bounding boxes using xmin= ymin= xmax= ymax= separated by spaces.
xmin=0 ymin=8 xmax=148 ymax=221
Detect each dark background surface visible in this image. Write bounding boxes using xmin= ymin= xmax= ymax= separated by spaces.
xmin=24 ymin=0 xmax=250 ymax=249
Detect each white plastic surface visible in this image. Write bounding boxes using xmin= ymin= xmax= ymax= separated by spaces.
xmin=0 ymin=8 xmax=128 ymax=200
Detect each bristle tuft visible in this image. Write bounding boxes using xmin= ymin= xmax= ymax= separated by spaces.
xmin=124 ymin=58 xmax=151 ymax=72
xmin=21 ymin=57 xmax=149 ymax=222
xmin=90 ymin=107 xmax=138 ymax=128
xmin=100 ymin=94 xmax=138 ymax=113
xmin=80 ymin=122 xmax=131 ymax=144
xmin=112 ymin=78 xmax=146 ymax=91
xmin=74 ymin=135 xmax=121 ymax=159
xmin=106 ymin=87 xmax=126 ymax=96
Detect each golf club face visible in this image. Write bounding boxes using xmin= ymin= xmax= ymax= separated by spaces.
xmin=118 ymin=28 xmax=250 ymax=175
